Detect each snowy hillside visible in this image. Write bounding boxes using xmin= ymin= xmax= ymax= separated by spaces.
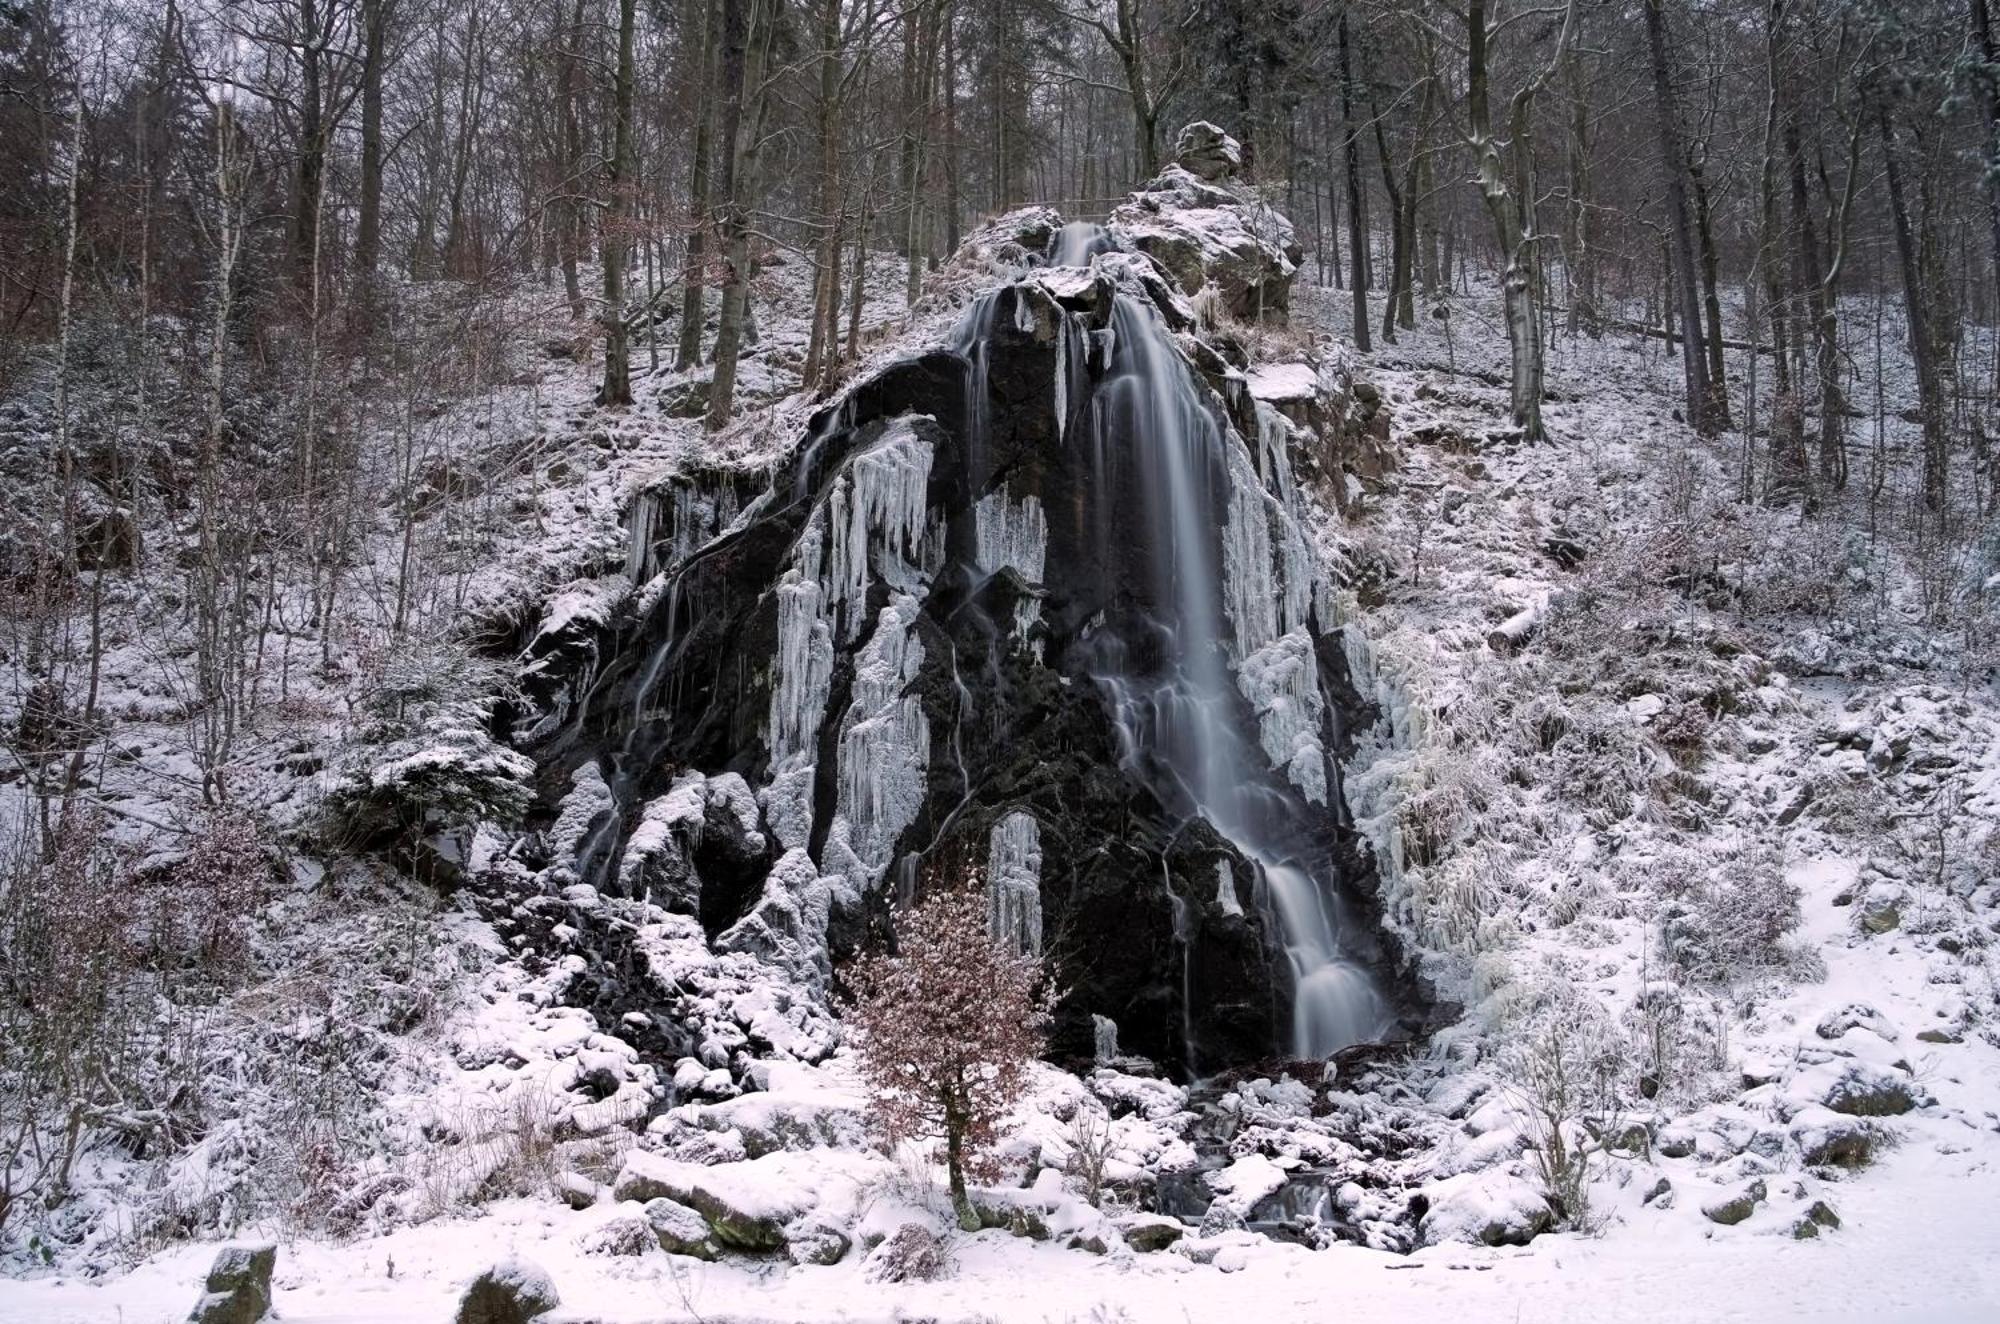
xmin=3 ymin=124 xmax=1998 ymax=1324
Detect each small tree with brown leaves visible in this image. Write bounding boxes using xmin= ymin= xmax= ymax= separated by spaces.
xmin=844 ymin=876 xmax=1053 ymax=1232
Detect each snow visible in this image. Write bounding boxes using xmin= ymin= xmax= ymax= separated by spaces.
xmin=1246 ymin=362 xmax=1319 ymax=403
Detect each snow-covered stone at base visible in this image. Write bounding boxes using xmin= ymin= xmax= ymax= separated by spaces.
xmin=609 ymin=1149 xmax=871 ymax=1255
xmin=1416 ymin=1170 xmax=1554 ymax=1247
xmin=454 ymin=1255 xmax=559 ymax=1324
xmin=1205 ymin=1154 xmax=1288 ymax=1219
xmin=186 ymin=1243 xmax=277 ymax=1324
xmin=642 ymin=1197 xmax=720 ymax=1260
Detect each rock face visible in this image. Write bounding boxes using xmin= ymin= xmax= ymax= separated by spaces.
xmin=510 ymin=127 xmax=1423 ymax=1079
xmin=186 ymin=1243 xmax=276 ymax=1324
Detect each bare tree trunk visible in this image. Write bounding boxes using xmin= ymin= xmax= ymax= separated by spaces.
xmin=1880 ymin=105 xmax=1950 ymax=511
xmin=677 ymin=0 xmax=721 ymax=368
xmin=1692 ymin=165 xmax=1733 ymax=428
xmin=1340 ymin=15 xmax=1370 ymax=352
xmin=601 ymin=0 xmax=638 ymax=405
xmin=558 ymin=0 xmax=587 ymax=320
xmin=355 ymin=0 xmax=391 ymax=300
xmin=1643 ymin=0 xmax=1716 ymax=435
xmin=1970 ymin=0 xmax=2000 ymax=343
xmin=1465 ymin=0 xmax=1568 ymax=442
xmin=705 ymin=0 xmax=774 ymax=431
xmin=803 ymin=0 xmax=843 ymax=388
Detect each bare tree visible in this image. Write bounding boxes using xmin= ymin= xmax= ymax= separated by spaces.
xmin=844 ymin=876 xmax=1053 ymax=1232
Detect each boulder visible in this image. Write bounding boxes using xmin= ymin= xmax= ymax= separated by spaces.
xmin=1701 ymin=1180 xmax=1766 ymax=1227
xmin=1790 ymin=1200 xmax=1841 ymax=1239
xmin=1821 ymin=1063 xmax=1930 ymax=1117
xmin=1417 ymin=1172 xmax=1554 ymax=1247
xmin=1857 ymin=884 xmax=1906 ymax=935
xmin=1174 ymin=122 xmax=1243 ymax=182
xmin=644 ymin=1197 xmax=721 ymax=1260
xmin=454 ymin=1257 xmax=559 ymax=1324
xmin=1790 ymin=1108 xmax=1882 ymax=1169
xmin=556 ymin=1170 xmax=600 ymax=1210
xmin=1814 ymin=1002 xmax=1898 ymax=1042
xmin=187 ymin=1243 xmax=277 ymax=1324
xmin=612 ymin=1152 xmax=812 ymax=1251
xmin=783 ymin=1217 xmax=852 ymax=1266
xmin=581 ymin=1216 xmax=658 ymax=1257
xmin=1119 ymin=1213 xmax=1187 ymax=1252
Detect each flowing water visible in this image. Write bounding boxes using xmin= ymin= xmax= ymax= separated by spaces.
xmin=1020 ymin=245 xmax=1388 ymax=1061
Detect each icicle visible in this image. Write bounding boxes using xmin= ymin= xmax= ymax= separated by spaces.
xmin=986 ymin=810 xmax=1043 ymax=956
xmin=1092 ymin=1014 xmax=1120 ymax=1065
xmin=824 ymin=595 xmax=931 ymax=893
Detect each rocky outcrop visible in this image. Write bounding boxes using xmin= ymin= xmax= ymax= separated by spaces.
xmin=503 ymin=126 xmax=1424 ymax=1081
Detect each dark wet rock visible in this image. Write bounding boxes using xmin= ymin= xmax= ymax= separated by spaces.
xmin=1120 ymin=1213 xmax=1187 ymax=1252
xmin=1822 ymin=1063 xmax=1930 ymax=1117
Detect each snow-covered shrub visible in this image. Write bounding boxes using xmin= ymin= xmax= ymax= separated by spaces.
xmin=1547 ymin=711 xmax=1657 ymax=826
xmin=1648 ymin=842 xmax=1802 ymax=983
xmin=140 ymin=809 xmax=272 ymax=989
xmin=1501 ymin=979 xmax=1629 ymax=1230
xmin=0 ymin=810 xmax=141 ymax=1239
xmin=319 ymin=639 xmax=533 ymax=851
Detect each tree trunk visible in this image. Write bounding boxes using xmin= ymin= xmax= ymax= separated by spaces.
xmin=1466 ymin=0 xmax=1555 ymax=442
xmin=1340 ymin=15 xmax=1370 ymax=352
xmin=292 ymin=0 xmax=326 ymax=294
xmin=1643 ymin=0 xmax=1715 ymax=435
xmin=945 ymin=1098 xmax=978 ymax=1232
xmin=677 ymin=0 xmax=722 ymax=367
xmin=803 ymin=0 xmax=843 ymax=389
xmin=558 ymin=0 xmax=587 ymax=319
xmin=1970 ymin=0 xmax=2000 ymax=339
xmin=1692 ymin=165 xmax=1733 ymax=428
xmin=355 ymin=0 xmax=390 ymax=298
xmin=705 ymin=0 xmax=774 ymax=431
xmin=1880 ymin=105 xmax=1950 ymax=511
xmin=601 ymin=0 xmax=638 ymax=405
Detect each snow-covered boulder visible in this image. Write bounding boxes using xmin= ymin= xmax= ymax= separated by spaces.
xmin=187 ymin=1243 xmax=277 ymax=1324
xmin=1417 ymin=1170 xmax=1554 ymax=1247
xmin=1175 ymin=121 xmax=1243 ymax=181
xmin=454 ymin=1256 xmax=559 ymax=1324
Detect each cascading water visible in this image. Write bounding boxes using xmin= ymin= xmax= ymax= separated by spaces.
xmin=1054 ymin=240 xmax=1390 ymax=1062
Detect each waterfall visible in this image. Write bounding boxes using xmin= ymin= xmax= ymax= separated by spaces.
xmin=1082 ymin=294 xmax=1388 ymax=1061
